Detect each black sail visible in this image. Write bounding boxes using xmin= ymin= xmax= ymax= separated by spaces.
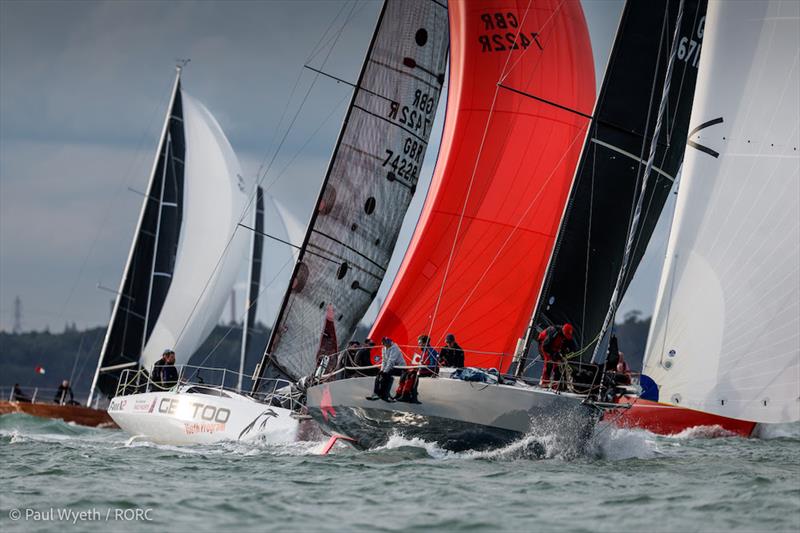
xmin=89 ymin=71 xmax=186 ymax=399
xmin=254 ymin=0 xmax=449 ymax=385
xmin=529 ymin=0 xmax=708 ymax=356
xmin=239 ymin=186 xmax=265 ymax=389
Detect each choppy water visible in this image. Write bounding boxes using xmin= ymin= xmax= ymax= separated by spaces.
xmin=1 ymin=413 xmax=798 ymax=532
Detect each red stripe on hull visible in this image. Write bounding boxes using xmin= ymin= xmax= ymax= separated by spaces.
xmin=604 ymin=397 xmax=756 ymax=437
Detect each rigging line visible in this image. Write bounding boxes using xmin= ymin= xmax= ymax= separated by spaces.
xmin=237 ymin=223 xmax=343 ymax=267
xmin=303 ymin=65 xmax=395 ymax=106
xmin=54 ymin=74 xmax=172 ymax=332
xmin=581 ymin=141 xmax=598 ymax=347
xmin=263 ymin=93 xmax=350 ymax=193
xmin=73 ymin=329 xmax=106 ymax=389
xmin=237 ymin=223 xmax=302 ymax=250
xmin=438 ymin=122 xmax=591 ymax=339
xmin=496 ymin=84 xmax=593 ymax=120
xmin=614 ymin=0 xmax=671 ymax=295
xmin=306 ymin=0 xmax=353 ymax=63
xmin=497 ymin=0 xmax=569 ymax=83
xmin=623 ymin=2 xmax=706 ymax=293
xmin=191 ymin=256 xmax=296 ymax=373
xmin=312 ymin=229 xmax=388 ymax=272
xmin=426 ymin=0 xmax=535 ymax=340
xmin=253 ymin=0 xmax=352 ymax=182
xmin=172 ymin=2 xmax=359 ymax=348
xmin=664 ymin=0 xmax=704 ymax=144
xmin=255 ymin=0 xmax=360 ymax=192
xmin=592 ymin=0 xmax=686 ymax=363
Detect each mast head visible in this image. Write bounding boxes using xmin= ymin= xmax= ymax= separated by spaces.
xmin=175 ymin=58 xmax=191 ymax=73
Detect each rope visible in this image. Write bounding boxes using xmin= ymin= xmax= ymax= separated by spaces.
xmin=426 ymin=0 xmax=535 ymax=341
xmin=591 ymin=0 xmax=686 ymax=363
xmin=171 ymin=2 xmax=360 ymax=349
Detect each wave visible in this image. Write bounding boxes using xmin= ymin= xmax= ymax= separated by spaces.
xmin=361 ymin=422 xmax=660 ymax=462
xmin=753 ymin=422 xmax=800 ymax=440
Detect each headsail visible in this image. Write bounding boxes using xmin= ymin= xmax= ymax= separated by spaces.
xmin=253 ymin=0 xmax=450 ymax=385
xmin=370 ymin=0 xmax=596 ymax=372
xmin=643 ymin=0 xmax=800 ymax=424
xmin=526 ymin=0 xmax=707 ymax=361
xmin=89 ymin=69 xmax=249 ymax=401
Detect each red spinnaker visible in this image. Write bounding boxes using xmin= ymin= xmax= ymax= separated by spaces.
xmin=370 ymin=0 xmax=595 ymax=371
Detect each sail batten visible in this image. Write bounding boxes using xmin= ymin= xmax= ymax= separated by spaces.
xmin=254 ymin=0 xmax=450 ymax=385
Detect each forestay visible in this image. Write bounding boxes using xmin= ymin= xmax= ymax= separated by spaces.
xmin=528 ymin=0 xmax=707 ymax=357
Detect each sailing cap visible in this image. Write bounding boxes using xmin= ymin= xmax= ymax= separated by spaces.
xmin=562 ymin=324 xmax=574 ymax=340
xmin=381 ymin=336 xmax=392 ymax=345
xmin=163 ymin=348 xmax=175 ymax=355
xmin=445 ymin=333 xmax=455 ymax=342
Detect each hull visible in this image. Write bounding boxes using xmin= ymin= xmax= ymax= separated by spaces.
xmin=0 ymin=401 xmax=117 ymax=428
xmin=108 ymin=388 xmax=299 ymax=445
xmin=306 ymin=377 xmax=600 ymax=452
xmin=605 ymin=397 xmax=756 ymax=437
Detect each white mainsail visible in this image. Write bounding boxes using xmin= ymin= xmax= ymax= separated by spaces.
xmin=643 ymin=0 xmax=800 ymax=424
xmin=140 ymin=91 xmax=250 ymax=370
xmin=89 ymin=70 xmax=249 ymax=404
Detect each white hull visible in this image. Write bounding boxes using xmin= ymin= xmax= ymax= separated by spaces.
xmin=108 ymin=387 xmax=298 ymax=445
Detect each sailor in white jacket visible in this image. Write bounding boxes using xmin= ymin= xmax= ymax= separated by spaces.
xmin=366 ymin=337 xmax=404 ymax=401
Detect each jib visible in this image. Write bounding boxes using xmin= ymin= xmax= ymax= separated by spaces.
xmin=158 ymin=398 xmax=231 ymax=423
xmin=481 ymin=12 xmax=518 ymax=30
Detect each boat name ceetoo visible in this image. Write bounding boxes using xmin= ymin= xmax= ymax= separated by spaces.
xmin=157 ymin=398 xmax=231 ymax=423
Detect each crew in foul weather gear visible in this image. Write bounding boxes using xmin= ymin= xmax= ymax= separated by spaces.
xmin=439 ymin=333 xmax=465 ymax=368
xmin=538 ymin=324 xmax=577 ymax=389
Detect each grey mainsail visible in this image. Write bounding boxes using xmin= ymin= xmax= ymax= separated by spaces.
xmin=254 ymin=0 xmax=449 ymax=386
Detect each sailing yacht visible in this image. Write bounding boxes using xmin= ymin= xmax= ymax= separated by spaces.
xmin=99 ymin=66 xmax=301 ymax=444
xmin=611 ymin=0 xmax=800 ymax=435
xmin=304 ymin=0 xmax=708 ymax=452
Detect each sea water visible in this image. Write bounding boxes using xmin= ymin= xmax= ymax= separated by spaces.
xmin=1 ymin=413 xmax=798 ymax=532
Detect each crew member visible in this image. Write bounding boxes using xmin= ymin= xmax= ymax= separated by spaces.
xmin=417 ymin=335 xmax=439 ymax=377
xmin=366 ymin=337 xmax=404 ymax=401
xmin=439 ymin=333 xmax=465 ymax=368
xmin=355 ymin=339 xmax=378 ymax=377
xmin=54 ymin=379 xmax=77 ymax=405
xmin=616 ymin=351 xmax=632 ymax=385
xmin=152 ymin=349 xmax=179 ymax=390
xmin=12 ymin=383 xmax=30 ymax=403
xmin=537 ymin=324 xmax=577 ymax=389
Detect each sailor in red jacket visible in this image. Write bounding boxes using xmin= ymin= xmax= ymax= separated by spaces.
xmin=537 ymin=323 xmax=577 ymax=389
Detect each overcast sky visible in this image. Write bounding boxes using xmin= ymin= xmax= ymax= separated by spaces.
xmin=0 ymin=0 xmax=680 ymax=336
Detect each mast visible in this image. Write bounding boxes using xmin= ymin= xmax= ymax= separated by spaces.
xmin=87 ymin=66 xmax=183 ymax=406
xmin=239 ymin=186 xmax=265 ymax=392
xmin=253 ymin=0 xmax=449 ymax=389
